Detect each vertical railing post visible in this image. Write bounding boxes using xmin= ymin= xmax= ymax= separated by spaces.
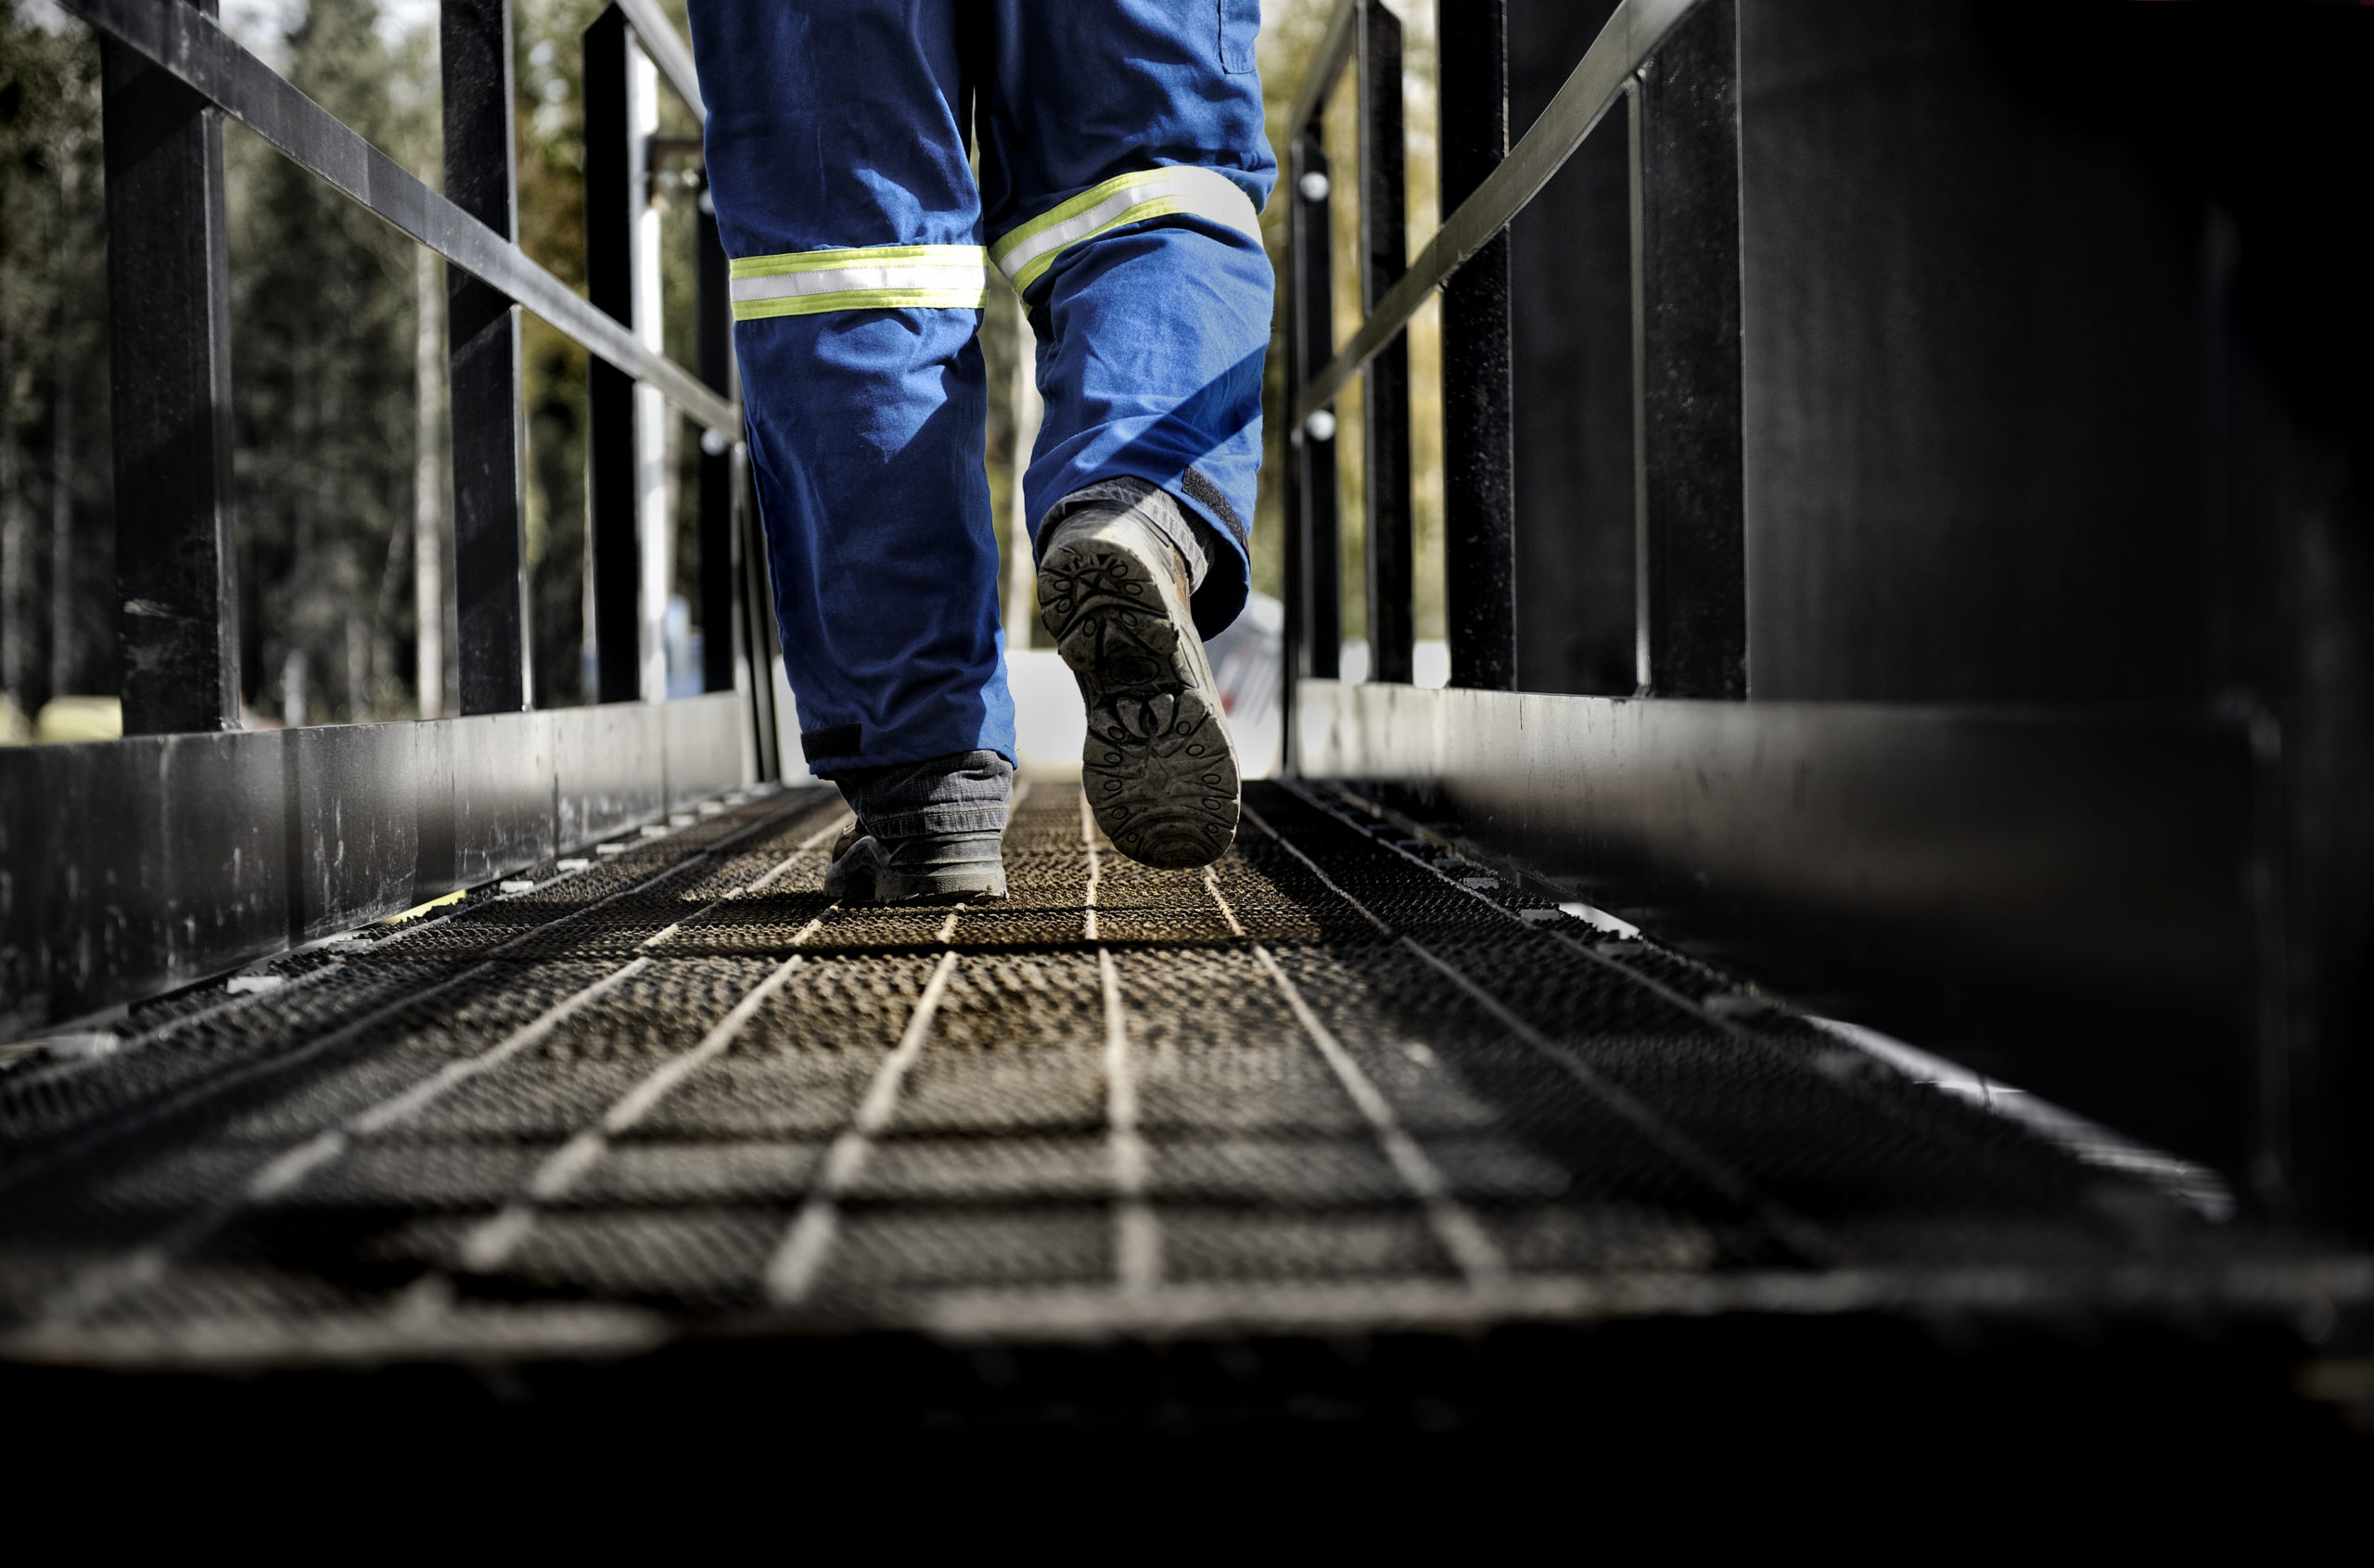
xmin=441 ymin=0 xmax=530 ymax=714
xmin=583 ymin=6 xmax=641 ymax=704
xmin=103 ymin=0 xmax=239 ymax=734
xmin=1437 ymin=0 xmax=1516 ymax=692
xmin=1630 ymin=0 xmax=1745 ymax=698
xmin=1357 ymin=0 xmax=1412 ymax=687
xmin=1285 ymin=127 xmax=1342 ymax=776
xmin=735 ymin=446 xmax=781 ymax=781
xmin=696 ymin=185 xmax=737 ymax=696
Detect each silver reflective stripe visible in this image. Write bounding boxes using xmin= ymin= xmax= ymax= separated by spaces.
xmin=728 ymin=245 xmax=987 ymax=320
xmin=991 ymin=167 xmax=1263 ymax=294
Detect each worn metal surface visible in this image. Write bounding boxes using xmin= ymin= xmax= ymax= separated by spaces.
xmin=1436 ymin=0 xmax=1517 ymax=694
xmin=1295 ymin=680 xmax=2278 ymax=1175
xmin=0 ymin=779 xmax=2353 ymax=1373
xmin=65 ymin=0 xmax=736 ymax=437
xmin=100 ymin=5 xmax=240 ymax=737
xmin=0 ymin=695 xmax=753 ymax=1039
xmin=442 ymin=0 xmax=530 ymax=716
xmin=1631 ymin=0 xmax=1744 ymax=697
xmin=1357 ymin=0 xmax=1413 ymax=687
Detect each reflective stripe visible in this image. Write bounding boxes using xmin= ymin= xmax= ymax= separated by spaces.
xmin=728 ymin=245 xmax=987 ymax=320
xmin=990 ymin=168 xmax=1263 ymax=295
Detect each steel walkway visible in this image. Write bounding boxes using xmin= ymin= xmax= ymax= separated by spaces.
xmin=1 ymin=782 xmax=2359 ymax=1376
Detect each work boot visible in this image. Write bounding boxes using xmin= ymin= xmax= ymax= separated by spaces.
xmin=824 ymin=749 xmax=1011 ymax=904
xmin=1037 ymin=482 xmax=1240 ymax=868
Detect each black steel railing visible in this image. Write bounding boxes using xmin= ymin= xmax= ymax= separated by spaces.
xmin=70 ymin=0 xmax=772 ymax=752
xmin=1280 ymin=0 xmax=1744 ymax=746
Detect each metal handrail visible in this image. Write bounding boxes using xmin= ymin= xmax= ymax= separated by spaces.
xmin=69 ymin=0 xmax=735 ymax=437
xmin=1288 ymin=0 xmax=1701 ymax=426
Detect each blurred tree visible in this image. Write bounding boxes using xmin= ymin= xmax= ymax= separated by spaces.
xmin=0 ymin=1 xmax=109 ymax=731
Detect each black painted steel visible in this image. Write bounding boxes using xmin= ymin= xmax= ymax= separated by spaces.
xmin=583 ymin=6 xmax=642 ymax=705
xmin=1286 ymin=134 xmax=1340 ymax=696
xmin=736 ymin=445 xmax=780 ymax=784
xmin=697 ymin=195 xmax=737 ymax=696
xmin=442 ymin=0 xmax=530 ymax=715
xmin=1358 ymin=0 xmax=1413 ymax=688
xmin=100 ymin=2 xmax=239 ymax=736
xmin=1297 ymin=681 xmax=2269 ymax=1179
xmin=1509 ymin=0 xmax=1631 ymax=698
xmin=64 ymin=0 xmax=734 ymax=435
xmin=1630 ymin=0 xmax=1743 ymax=698
xmin=0 ymin=695 xmax=754 ymax=1038
xmin=1295 ymin=0 xmax=1702 ymax=427
xmin=1437 ymin=0 xmax=1517 ymax=692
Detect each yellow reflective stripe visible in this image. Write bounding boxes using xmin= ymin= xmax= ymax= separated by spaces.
xmin=990 ymin=167 xmax=1262 ymax=294
xmin=729 ymin=245 xmax=987 ymax=319
xmin=735 ymin=287 xmax=988 ymax=321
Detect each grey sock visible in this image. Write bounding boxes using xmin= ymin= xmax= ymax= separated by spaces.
xmin=1041 ymin=477 xmax=1219 ymax=591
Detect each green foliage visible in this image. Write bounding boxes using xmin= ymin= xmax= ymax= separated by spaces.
xmin=226 ymin=0 xmax=429 ymax=721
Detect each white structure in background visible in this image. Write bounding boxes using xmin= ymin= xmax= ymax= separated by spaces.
xmin=1007 ymin=592 xmax=1284 ymax=783
xmin=1335 ymin=639 xmax=1449 ymax=689
xmin=630 ymin=40 xmax=673 ymax=703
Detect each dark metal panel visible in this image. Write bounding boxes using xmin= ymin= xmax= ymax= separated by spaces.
xmin=1509 ymin=0 xmax=1632 ymax=697
xmin=100 ymin=7 xmax=239 ymax=735
xmin=451 ymin=712 xmax=557 ymax=886
xmin=662 ymin=694 xmax=747 ymax=809
xmin=552 ymin=701 xmax=664 ymax=849
xmin=0 ymin=750 xmax=47 ymax=1034
xmin=64 ymin=0 xmax=735 ymax=435
xmin=1298 ymin=679 xmax=2265 ymax=1177
xmin=41 ymin=731 xmax=288 ymax=1023
xmin=442 ymin=0 xmax=530 ymax=715
xmin=1437 ymin=0 xmax=1517 ymax=692
xmin=1287 ymin=132 xmax=1340 ymax=689
xmin=1631 ymin=0 xmax=1744 ymax=697
xmin=1 ymin=701 xmax=754 ymax=1036
xmin=287 ymin=721 xmax=430 ymax=945
xmin=583 ymin=6 xmax=642 ymax=706
xmin=1357 ymin=0 xmax=1413 ymax=687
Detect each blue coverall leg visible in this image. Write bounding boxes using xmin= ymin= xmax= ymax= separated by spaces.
xmin=687 ymin=0 xmax=1274 ymax=777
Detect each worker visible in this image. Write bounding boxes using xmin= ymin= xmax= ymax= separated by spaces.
xmin=687 ymin=2 xmax=1274 ymax=903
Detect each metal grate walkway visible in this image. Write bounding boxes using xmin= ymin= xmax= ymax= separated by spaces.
xmin=0 ymin=782 xmax=2361 ymax=1370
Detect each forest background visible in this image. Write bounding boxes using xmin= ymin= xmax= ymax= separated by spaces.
xmin=0 ymin=0 xmax=1448 ymax=736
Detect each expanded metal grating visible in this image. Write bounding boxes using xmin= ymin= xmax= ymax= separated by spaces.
xmin=0 ymin=780 xmax=2363 ymax=1370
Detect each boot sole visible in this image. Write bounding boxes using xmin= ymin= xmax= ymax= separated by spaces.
xmin=1038 ymin=536 xmax=1241 ymax=869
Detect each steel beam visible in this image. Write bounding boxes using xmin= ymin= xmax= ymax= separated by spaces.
xmin=1629 ymin=0 xmax=1743 ymax=697
xmin=101 ymin=0 xmax=238 ymax=735
xmin=1437 ymin=0 xmax=1516 ymax=691
xmin=441 ymin=0 xmax=530 ymax=714
xmin=1358 ymin=0 xmax=1412 ymax=688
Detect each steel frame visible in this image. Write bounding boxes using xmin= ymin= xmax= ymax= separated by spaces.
xmin=3 ymin=1 xmax=780 ymax=1038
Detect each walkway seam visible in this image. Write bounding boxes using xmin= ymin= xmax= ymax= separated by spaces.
xmin=1203 ymin=866 xmax=1510 ymax=1286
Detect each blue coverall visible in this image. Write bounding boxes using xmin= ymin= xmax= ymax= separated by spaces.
xmin=688 ymin=1 xmax=1276 ymax=775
